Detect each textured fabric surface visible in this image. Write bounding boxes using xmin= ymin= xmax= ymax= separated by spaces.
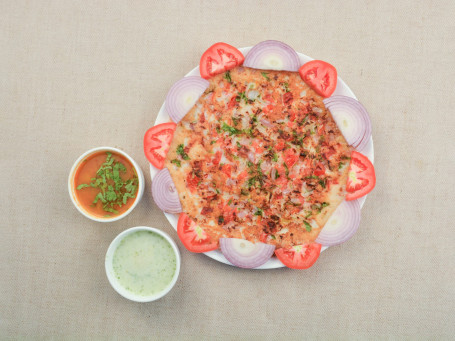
xmin=1 ymin=1 xmax=454 ymax=339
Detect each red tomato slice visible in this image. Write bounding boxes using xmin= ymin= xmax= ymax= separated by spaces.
xmin=177 ymin=213 xmax=218 ymax=253
xmin=200 ymin=42 xmax=245 ymax=79
xmin=346 ymin=151 xmax=376 ymax=200
xmin=275 ymin=243 xmax=322 ymax=269
xmin=143 ymin=122 xmax=176 ymax=169
xmin=299 ymin=60 xmax=337 ymax=98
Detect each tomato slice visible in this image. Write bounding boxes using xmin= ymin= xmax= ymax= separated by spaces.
xmin=299 ymin=60 xmax=337 ymax=98
xmin=200 ymin=42 xmax=245 ymax=79
xmin=346 ymin=151 xmax=376 ymax=200
xmin=275 ymin=243 xmax=322 ymax=269
xmin=143 ymin=123 xmax=176 ymax=169
xmin=177 ymin=213 xmax=218 ymax=253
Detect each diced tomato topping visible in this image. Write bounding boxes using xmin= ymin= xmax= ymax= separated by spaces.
xmin=276 ymin=140 xmax=285 ymax=151
xmin=289 ymin=110 xmax=296 ymax=122
xmin=186 ymin=172 xmax=199 ymax=192
xmin=264 ymin=94 xmax=274 ymax=102
xmin=221 ymin=164 xmax=232 ymax=177
xmin=259 ymin=233 xmax=269 ymax=243
xmin=314 ymin=162 xmax=325 ymax=176
xmin=252 ymin=140 xmax=264 ymax=153
xmin=323 ymin=146 xmax=336 ymax=159
xmin=238 ymin=170 xmax=248 ymax=181
xmin=212 ymin=151 xmax=222 ymax=165
xmin=228 ymin=96 xmax=237 ymax=109
xmin=284 ymin=149 xmax=298 ymax=168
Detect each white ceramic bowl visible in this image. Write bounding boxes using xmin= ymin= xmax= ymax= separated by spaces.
xmin=68 ymin=146 xmax=145 ymax=222
xmin=105 ymin=226 xmax=181 ymax=302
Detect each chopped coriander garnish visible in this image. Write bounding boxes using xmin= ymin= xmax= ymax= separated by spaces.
xmin=176 ymin=144 xmax=190 ymax=160
xmin=236 ymin=141 xmax=241 ymax=148
xmin=76 ymin=184 xmax=90 ymax=190
xmin=261 ymin=72 xmax=270 ymax=81
xmin=244 ymin=128 xmax=254 ymax=137
xmin=254 ymin=208 xmax=263 ymax=216
xmin=232 ymin=116 xmax=239 ymax=126
xmin=247 ymin=176 xmax=257 ymax=188
xmin=218 ymin=216 xmax=224 ymax=225
xmin=247 ymin=161 xmax=253 ymax=167
xmin=283 ymin=82 xmax=290 ymax=92
xmin=210 ymin=140 xmax=216 ymax=145
xmin=224 ymin=71 xmax=232 ymax=83
xmin=222 ymin=122 xmax=242 ymax=135
xmin=76 ymin=152 xmax=138 ymax=214
xmin=338 ymin=162 xmax=344 ymax=170
xmin=304 ymin=221 xmax=312 ymax=232
xmin=270 ymin=235 xmax=276 ymax=240
xmin=272 ymin=153 xmax=278 ymax=162
xmin=236 ymin=92 xmax=249 ymax=104
xmin=283 ymin=163 xmax=290 ymax=178
xmin=171 ymin=159 xmax=181 ymax=167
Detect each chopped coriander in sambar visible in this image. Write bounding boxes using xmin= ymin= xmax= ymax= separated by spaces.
xmin=74 ymin=151 xmax=138 ymax=218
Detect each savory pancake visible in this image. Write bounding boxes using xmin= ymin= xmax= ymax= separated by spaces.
xmin=165 ymin=66 xmax=351 ymax=249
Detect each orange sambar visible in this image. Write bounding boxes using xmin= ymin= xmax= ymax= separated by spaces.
xmin=74 ymin=151 xmax=138 ymax=218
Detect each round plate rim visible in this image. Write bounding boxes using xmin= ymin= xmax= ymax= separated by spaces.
xmin=150 ymin=46 xmax=374 ymax=269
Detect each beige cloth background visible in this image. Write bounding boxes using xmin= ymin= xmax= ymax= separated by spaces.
xmin=1 ymin=0 xmax=454 ymax=339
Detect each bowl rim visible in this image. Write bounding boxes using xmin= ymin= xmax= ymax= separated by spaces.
xmin=68 ymin=146 xmax=145 ymax=222
xmin=105 ymin=226 xmax=181 ymax=302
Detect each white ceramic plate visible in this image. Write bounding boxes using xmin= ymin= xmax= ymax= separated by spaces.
xmin=150 ymin=46 xmax=374 ymax=269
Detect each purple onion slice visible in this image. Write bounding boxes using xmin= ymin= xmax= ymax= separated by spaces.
xmin=165 ymin=76 xmax=209 ymax=124
xmin=220 ymin=238 xmax=275 ymax=268
xmin=323 ymin=96 xmax=372 ymax=152
xmin=315 ymin=200 xmax=361 ymax=246
xmin=151 ymin=167 xmax=182 ymax=214
xmin=243 ymin=40 xmax=301 ymax=71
